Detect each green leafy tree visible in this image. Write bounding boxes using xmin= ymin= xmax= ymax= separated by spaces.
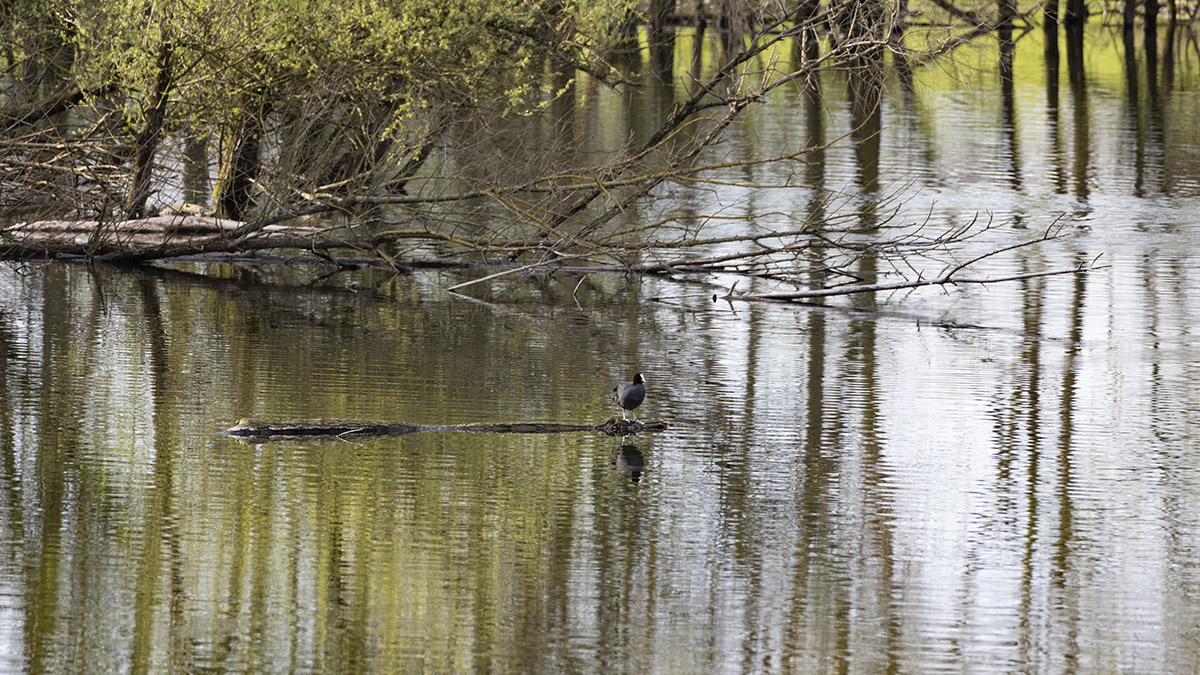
xmin=50 ymin=0 xmax=635 ymax=218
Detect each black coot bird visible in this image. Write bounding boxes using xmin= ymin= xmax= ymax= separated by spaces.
xmin=613 ymin=373 xmax=646 ymax=420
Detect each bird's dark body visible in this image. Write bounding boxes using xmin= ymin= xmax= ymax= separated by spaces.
xmin=613 ymin=373 xmax=646 ymax=418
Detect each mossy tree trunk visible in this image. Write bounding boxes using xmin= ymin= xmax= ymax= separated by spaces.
xmin=124 ymin=40 xmax=174 ymax=219
xmin=215 ymin=104 xmax=267 ymax=221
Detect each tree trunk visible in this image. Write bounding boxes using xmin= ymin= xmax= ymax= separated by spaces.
xmin=124 ymin=40 xmax=173 ymax=219
xmin=1144 ymin=0 xmax=1158 ymax=44
xmin=1161 ymin=0 xmax=1175 ymax=90
xmin=1063 ymin=0 xmax=1086 ymax=25
xmin=215 ymin=106 xmax=266 ymax=221
xmin=182 ymin=131 xmax=209 ymax=206
xmin=891 ymin=0 xmax=911 ymax=81
xmin=795 ymin=0 xmax=822 ymax=69
xmin=999 ymin=0 xmax=1016 ymax=28
xmin=647 ymin=0 xmax=674 ymax=47
xmin=1044 ymin=0 xmax=1060 ymax=63
xmin=647 ymin=0 xmax=675 ymax=79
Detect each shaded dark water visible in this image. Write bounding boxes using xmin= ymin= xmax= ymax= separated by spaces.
xmin=3 ymin=25 xmax=1200 ymax=673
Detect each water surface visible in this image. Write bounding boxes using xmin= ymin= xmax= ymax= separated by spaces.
xmin=2 ymin=23 xmax=1200 ymax=673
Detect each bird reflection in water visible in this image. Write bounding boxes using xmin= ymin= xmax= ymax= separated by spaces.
xmin=612 ymin=444 xmax=645 ymax=483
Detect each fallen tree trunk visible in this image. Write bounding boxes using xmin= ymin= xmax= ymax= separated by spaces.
xmin=0 ymin=214 xmax=369 ymax=261
xmin=2 ymin=214 xmax=242 ymax=250
xmin=222 ymin=417 xmax=669 ymax=441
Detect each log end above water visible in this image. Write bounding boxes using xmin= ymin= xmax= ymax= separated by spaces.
xmin=599 ymin=418 xmax=669 ymax=436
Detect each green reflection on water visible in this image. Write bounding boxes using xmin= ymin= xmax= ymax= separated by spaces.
xmin=1 ymin=263 xmax=662 ymax=672
xmin=3 ymin=18 xmax=1200 ymax=673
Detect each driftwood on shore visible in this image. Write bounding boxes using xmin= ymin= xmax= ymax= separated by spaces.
xmin=222 ymin=417 xmax=669 ymax=442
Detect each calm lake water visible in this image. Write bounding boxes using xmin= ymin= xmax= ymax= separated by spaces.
xmin=3 ymin=24 xmax=1200 ymax=673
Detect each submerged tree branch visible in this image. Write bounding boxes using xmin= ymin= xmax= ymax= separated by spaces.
xmin=730 ymin=263 xmax=1107 ymax=301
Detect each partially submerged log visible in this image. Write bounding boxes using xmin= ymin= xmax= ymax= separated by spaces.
xmin=2 ymin=214 xmax=243 ymax=249
xmin=0 ymin=214 xmax=378 ymax=262
xmin=222 ymin=417 xmax=668 ymax=442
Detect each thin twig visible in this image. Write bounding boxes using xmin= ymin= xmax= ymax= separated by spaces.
xmin=444 ymin=253 xmax=587 ymax=291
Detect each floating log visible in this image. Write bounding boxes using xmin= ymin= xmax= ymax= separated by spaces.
xmin=222 ymin=417 xmax=668 ymax=442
